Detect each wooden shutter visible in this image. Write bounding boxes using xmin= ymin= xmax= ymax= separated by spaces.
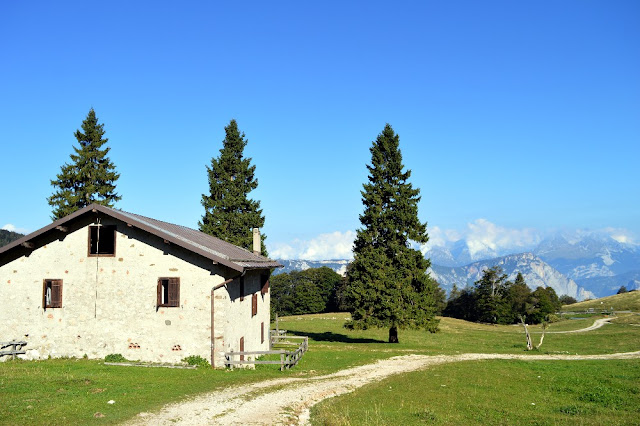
xmin=168 ymin=278 xmax=180 ymax=307
xmin=43 ymin=280 xmax=48 ymax=310
xmin=252 ymin=293 xmax=258 ymax=317
xmin=157 ymin=279 xmax=163 ymax=307
xmin=261 ymin=275 xmax=269 ymax=295
xmin=240 ymin=277 xmax=245 ymax=301
xmin=239 ymin=336 xmax=244 ymax=361
xmin=51 ymin=280 xmax=63 ymax=308
xmin=261 ymin=322 xmax=264 ymax=344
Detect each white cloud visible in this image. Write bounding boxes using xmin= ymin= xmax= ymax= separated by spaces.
xmin=422 ymin=219 xmax=542 ymax=257
xmin=466 ymin=219 xmax=540 ymax=257
xmin=269 ymin=222 xmax=638 ymax=262
xmin=601 ymin=227 xmax=636 ymax=245
xmin=268 ymin=231 xmax=356 ymax=260
xmin=1 ymin=224 xmax=30 ymax=234
xmin=426 ymin=226 xmax=461 ymax=248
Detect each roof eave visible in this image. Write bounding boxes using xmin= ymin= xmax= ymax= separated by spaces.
xmin=0 ymin=204 xmax=278 ymax=273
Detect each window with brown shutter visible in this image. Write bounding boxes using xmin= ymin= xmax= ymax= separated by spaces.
xmin=252 ymin=293 xmax=258 ymax=317
xmin=239 ymin=336 xmax=245 ymax=361
xmin=261 ymin=322 xmax=264 ymax=344
xmin=261 ymin=274 xmax=269 ymax=295
xmin=157 ymin=277 xmax=180 ymax=307
xmin=43 ymin=279 xmax=63 ymax=309
xmin=239 ymin=276 xmax=245 ymax=301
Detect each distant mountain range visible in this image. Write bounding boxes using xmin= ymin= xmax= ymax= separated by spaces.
xmin=3 ymin=225 xmax=637 ymax=299
xmin=426 ymin=231 xmax=639 ymax=298
xmin=275 ymin=232 xmax=639 ymax=300
xmin=429 ymin=253 xmax=594 ymax=301
xmin=276 ymin=259 xmax=350 ymax=276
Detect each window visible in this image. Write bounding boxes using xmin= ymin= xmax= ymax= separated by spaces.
xmin=261 ymin=274 xmax=269 ymax=295
xmin=88 ymin=225 xmax=116 ymax=256
xmin=239 ymin=276 xmax=245 ymax=301
xmin=261 ymin=322 xmax=265 ymax=344
xmin=252 ymin=293 xmax=258 ymax=317
xmin=43 ymin=279 xmax=63 ymax=309
xmin=157 ymin=278 xmax=180 ymax=307
xmin=239 ymin=336 xmax=245 ymax=361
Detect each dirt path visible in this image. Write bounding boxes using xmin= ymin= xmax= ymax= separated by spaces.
xmin=125 ymin=349 xmax=640 ymax=426
xmin=546 ymin=317 xmax=613 ymax=333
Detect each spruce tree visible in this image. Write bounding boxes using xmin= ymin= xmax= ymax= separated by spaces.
xmin=473 ymin=266 xmax=511 ymax=324
xmin=346 ymin=124 xmax=440 ymax=343
xmin=48 ymin=108 xmax=121 ymax=220
xmin=199 ymin=119 xmax=267 ymax=255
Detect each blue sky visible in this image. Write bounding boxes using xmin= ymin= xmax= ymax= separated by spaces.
xmin=1 ymin=1 xmax=638 ymax=259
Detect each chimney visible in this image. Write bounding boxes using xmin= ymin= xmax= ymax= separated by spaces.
xmin=252 ymin=228 xmax=261 ymax=255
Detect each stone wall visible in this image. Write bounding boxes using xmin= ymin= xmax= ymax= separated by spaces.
xmin=0 ymin=215 xmax=270 ymax=367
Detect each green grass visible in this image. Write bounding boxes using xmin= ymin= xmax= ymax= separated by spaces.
xmin=2 ymin=313 xmax=639 ymax=424
xmin=279 ymin=313 xmax=640 ymax=364
xmin=611 ymin=313 xmax=640 ymax=325
xmin=311 ymin=359 xmax=640 ymax=425
xmin=564 ymin=291 xmax=640 ymax=312
xmin=0 ymin=358 xmax=284 ymax=424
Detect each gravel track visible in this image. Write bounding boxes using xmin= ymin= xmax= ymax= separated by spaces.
xmin=126 ymin=347 xmax=640 ymax=425
xmin=545 ymin=317 xmax=613 ymax=333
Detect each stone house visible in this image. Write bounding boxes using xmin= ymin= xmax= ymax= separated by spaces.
xmin=0 ymin=204 xmax=281 ymax=367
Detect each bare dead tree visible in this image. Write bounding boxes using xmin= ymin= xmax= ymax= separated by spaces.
xmin=520 ymin=315 xmax=533 ymax=350
xmin=536 ymin=322 xmax=548 ymax=350
xmin=520 ymin=316 xmax=549 ymax=351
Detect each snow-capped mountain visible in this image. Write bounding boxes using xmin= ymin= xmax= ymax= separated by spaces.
xmin=566 ymin=270 xmax=640 ymax=297
xmin=275 ymin=253 xmax=595 ymax=301
xmin=275 ymin=232 xmax=636 ymax=298
xmin=429 ymin=253 xmax=595 ymax=301
xmin=427 ymin=239 xmax=511 ymax=267
xmin=274 ymin=259 xmax=350 ymax=276
xmin=533 ymin=232 xmax=640 ymax=281
xmin=423 ymin=230 xmax=639 ymax=297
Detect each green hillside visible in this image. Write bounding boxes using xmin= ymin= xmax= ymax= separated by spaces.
xmin=564 ymin=291 xmax=640 ymax=312
xmin=0 ymin=229 xmax=24 ymax=247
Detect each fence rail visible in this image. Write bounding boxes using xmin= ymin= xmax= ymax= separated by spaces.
xmin=0 ymin=340 xmax=27 ymax=360
xmin=225 ymin=331 xmax=308 ymax=371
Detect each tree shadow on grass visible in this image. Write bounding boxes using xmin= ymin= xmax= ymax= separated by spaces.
xmin=286 ymin=330 xmax=386 ymax=344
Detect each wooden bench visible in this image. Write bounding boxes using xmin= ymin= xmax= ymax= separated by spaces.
xmin=0 ymin=340 xmax=27 ymax=360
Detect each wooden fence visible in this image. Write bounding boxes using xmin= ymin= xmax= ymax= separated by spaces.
xmin=0 ymin=340 xmax=27 ymax=360
xmin=225 ymin=331 xmax=308 ymax=371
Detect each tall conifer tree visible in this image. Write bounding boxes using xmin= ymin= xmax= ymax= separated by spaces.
xmin=199 ymin=119 xmax=267 ymax=255
xmin=48 ymin=108 xmax=121 ymax=220
xmin=346 ymin=124 xmax=440 ymax=343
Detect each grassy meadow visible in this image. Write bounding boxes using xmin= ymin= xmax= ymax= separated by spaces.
xmin=310 ymin=359 xmax=640 ymax=425
xmin=564 ymin=290 xmax=640 ymax=312
xmin=1 ymin=310 xmax=639 ymax=424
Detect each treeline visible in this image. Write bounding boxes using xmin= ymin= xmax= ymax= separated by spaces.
xmin=443 ymin=266 xmax=563 ymax=324
xmin=271 ymin=265 xmax=570 ymax=326
xmin=271 ymin=266 xmax=447 ymax=320
xmin=270 ymin=267 xmax=346 ymax=318
xmin=0 ymin=229 xmax=24 ymax=248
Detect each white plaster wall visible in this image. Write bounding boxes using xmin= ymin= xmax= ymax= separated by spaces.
xmin=0 ymin=217 xmax=270 ymax=367
xmin=219 ymin=271 xmax=271 ymax=367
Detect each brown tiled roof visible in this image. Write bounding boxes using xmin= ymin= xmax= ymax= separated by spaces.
xmin=0 ymin=204 xmax=281 ymax=272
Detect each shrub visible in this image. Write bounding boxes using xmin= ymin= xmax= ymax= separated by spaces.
xmin=182 ymin=355 xmax=210 ymax=368
xmin=547 ymin=314 xmax=562 ymax=323
xmin=104 ymin=353 xmax=127 ymax=363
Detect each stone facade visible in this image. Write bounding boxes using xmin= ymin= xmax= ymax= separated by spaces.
xmin=0 ymin=214 xmax=271 ymax=367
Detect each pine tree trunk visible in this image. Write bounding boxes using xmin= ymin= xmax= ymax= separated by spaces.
xmin=388 ymin=326 xmax=399 ymax=343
